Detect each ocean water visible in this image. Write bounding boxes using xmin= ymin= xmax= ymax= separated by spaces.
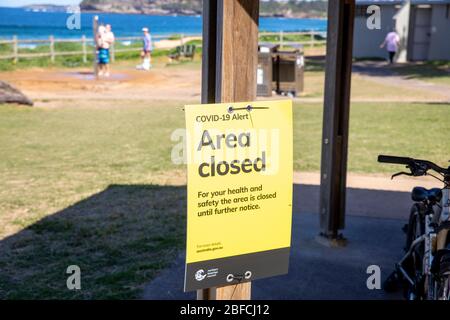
xmin=0 ymin=7 xmax=327 ymax=40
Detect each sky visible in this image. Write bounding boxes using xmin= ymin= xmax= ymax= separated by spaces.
xmin=0 ymin=0 xmax=81 ymax=7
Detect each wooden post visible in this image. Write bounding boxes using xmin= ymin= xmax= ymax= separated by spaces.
xmin=280 ymin=30 xmax=284 ymax=48
xmin=82 ymin=35 xmax=87 ymax=63
xmin=12 ymin=35 xmax=18 ymax=64
xmin=110 ymin=42 xmax=115 ymax=62
xmin=93 ymin=16 xmax=99 ymax=78
xmin=180 ymin=33 xmax=184 ymax=46
xmin=318 ymin=0 xmax=355 ymax=245
xmin=310 ymin=30 xmax=315 ymax=48
xmin=49 ymin=35 xmax=55 ymax=63
xmin=199 ymin=0 xmax=259 ymax=300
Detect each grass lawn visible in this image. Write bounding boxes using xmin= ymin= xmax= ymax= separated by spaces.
xmin=0 ymin=100 xmax=449 ymax=299
xmin=303 ymin=58 xmax=448 ymax=100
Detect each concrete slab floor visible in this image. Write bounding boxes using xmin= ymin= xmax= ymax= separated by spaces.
xmin=143 ymin=212 xmax=405 ymax=300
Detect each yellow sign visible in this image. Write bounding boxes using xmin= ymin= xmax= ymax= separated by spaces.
xmin=184 ymin=100 xmax=293 ymax=291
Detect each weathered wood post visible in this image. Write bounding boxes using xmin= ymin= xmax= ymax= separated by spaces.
xmin=110 ymin=42 xmax=115 ymax=63
xmin=93 ymin=16 xmax=99 ymax=78
xmin=310 ymin=30 xmax=315 ymax=48
xmin=280 ymin=30 xmax=284 ymax=48
xmin=318 ymin=0 xmax=355 ymax=246
xmin=199 ymin=0 xmax=259 ymax=300
xmin=82 ymin=35 xmax=87 ymax=63
xmin=49 ymin=35 xmax=55 ymax=63
xmin=12 ymin=35 xmax=18 ymax=64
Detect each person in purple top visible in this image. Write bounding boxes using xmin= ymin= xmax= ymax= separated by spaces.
xmin=137 ymin=27 xmax=152 ymax=70
xmin=380 ymin=28 xmax=400 ymax=64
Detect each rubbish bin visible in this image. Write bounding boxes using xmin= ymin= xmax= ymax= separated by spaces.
xmin=272 ymin=45 xmax=305 ymax=97
xmin=257 ymin=43 xmax=279 ymax=97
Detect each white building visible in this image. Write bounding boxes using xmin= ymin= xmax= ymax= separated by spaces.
xmin=354 ymin=0 xmax=450 ymax=61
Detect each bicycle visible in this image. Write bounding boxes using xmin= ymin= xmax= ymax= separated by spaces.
xmin=378 ymin=155 xmax=450 ymax=300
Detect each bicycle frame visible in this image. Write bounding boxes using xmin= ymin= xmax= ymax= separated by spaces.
xmin=378 ymin=155 xmax=450 ymax=299
xmin=436 ymin=187 xmax=450 ymax=248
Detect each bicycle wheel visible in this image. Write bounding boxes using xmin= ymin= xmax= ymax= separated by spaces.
xmin=438 ymin=275 xmax=450 ymax=300
xmin=404 ymin=204 xmax=426 ymax=299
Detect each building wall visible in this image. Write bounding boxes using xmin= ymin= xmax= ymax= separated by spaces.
xmin=353 ymin=5 xmax=398 ymax=60
xmin=428 ymin=4 xmax=450 ymax=60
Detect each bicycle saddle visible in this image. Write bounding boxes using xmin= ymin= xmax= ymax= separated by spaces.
xmin=411 ymin=187 xmax=442 ymax=203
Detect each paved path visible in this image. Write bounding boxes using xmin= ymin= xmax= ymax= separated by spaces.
xmin=353 ymin=61 xmax=450 ymax=102
xmin=142 ymin=184 xmax=412 ymax=300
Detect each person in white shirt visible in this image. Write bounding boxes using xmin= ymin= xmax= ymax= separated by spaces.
xmin=102 ymin=24 xmax=115 ymax=77
xmin=380 ymin=28 xmax=400 ymax=64
xmin=137 ymin=27 xmax=152 ymax=71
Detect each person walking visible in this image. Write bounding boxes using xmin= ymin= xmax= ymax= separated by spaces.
xmin=380 ymin=28 xmax=400 ymax=64
xmin=137 ymin=27 xmax=152 ymax=71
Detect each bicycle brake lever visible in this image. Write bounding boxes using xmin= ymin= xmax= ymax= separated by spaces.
xmin=391 ymin=171 xmax=413 ymax=180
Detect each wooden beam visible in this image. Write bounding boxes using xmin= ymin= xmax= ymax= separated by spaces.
xmin=200 ymin=0 xmax=259 ymax=300
xmin=318 ymin=0 xmax=355 ymax=244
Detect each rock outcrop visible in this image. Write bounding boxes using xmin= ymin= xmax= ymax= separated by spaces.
xmin=0 ymin=81 xmax=33 ymax=106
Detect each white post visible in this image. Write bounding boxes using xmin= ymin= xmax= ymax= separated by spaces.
xmin=82 ymin=35 xmax=87 ymax=63
xmin=279 ymin=30 xmax=284 ymax=48
xmin=110 ymin=42 xmax=115 ymax=62
xmin=93 ymin=15 xmax=99 ymax=78
xmin=49 ymin=35 xmax=55 ymax=63
xmin=12 ymin=35 xmax=18 ymax=64
xmin=310 ymin=30 xmax=315 ymax=48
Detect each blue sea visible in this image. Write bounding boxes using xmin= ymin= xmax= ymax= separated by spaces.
xmin=0 ymin=7 xmax=327 ymax=40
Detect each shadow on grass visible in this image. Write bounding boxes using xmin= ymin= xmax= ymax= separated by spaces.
xmin=0 ymin=181 xmax=414 ymax=300
xmin=0 ymin=184 xmax=186 ymax=300
xmin=392 ymin=62 xmax=450 ymax=82
xmin=304 ymin=56 xmax=325 ymax=72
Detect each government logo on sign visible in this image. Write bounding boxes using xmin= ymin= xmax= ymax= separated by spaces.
xmin=195 ymin=269 xmax=206 ymax=281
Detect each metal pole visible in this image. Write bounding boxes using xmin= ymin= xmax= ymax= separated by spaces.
xmin=318 ymin=0 xmax=355 ymax=246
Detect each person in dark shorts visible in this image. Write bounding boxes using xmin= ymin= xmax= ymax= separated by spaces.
xmin=137 ymin=27 xmax=152 ymax=71
xmin=380 ymin=28 xmax=400 ymax=64
xmin=96 ymin=24 xmax=115 ymax=77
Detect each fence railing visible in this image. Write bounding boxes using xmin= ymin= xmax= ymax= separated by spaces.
xmin=0 ymin=31 xmax=325 ymax=62
xmin=259 ymin=31 xmax=326 ymax=49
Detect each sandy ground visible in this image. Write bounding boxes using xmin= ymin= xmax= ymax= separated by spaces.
xmin=142 ymin=169 xmax=439 ymax=194
xmin=1 ymin=65 xmax=202 ymax=104
xmin=153 ymin=36 xmax=201 ymax=49
xmin=3 ymin=62 xmax=449 ymax=106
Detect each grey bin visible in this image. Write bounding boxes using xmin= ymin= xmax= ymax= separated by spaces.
xmin=272 ymin=45 xmax=305 ymax=97
xmin=257 ymin=43 xmax=279 ymax=97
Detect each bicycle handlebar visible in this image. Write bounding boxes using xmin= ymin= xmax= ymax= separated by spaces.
xmin=378 ymin=155 xmax=450 ymax=176
xmin=378 ymin=155 xmax=414 ymax=166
